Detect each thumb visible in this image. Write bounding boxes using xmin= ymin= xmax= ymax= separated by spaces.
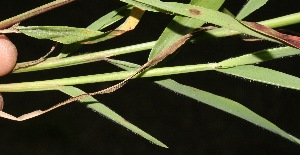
xmin=0 ymin=35 xmax=18 ymax=76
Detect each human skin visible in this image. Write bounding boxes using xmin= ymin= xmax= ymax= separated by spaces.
xmin=0 ymin=35 xmax=17 ymax=76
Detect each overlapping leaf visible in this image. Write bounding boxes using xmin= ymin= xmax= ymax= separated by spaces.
xmin=148 ymin=0 xmax=225 ymax=59
xmin=58 ymin=5 xmax=132 ymax=57
xmin=103 ymin=0 xmax=300 ymax=146
xmin=120 ymin=0 xmax=278 ymax=42
xmin=120 ymin=0 xmax=300 ymax=49
xmin=1 ymin=0 xmax=300 ymax=147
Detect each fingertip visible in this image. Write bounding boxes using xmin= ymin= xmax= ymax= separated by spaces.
xmin=0 ymin=35 xmax=18 ymax=77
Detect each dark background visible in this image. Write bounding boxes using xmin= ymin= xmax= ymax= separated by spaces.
xmin=0 ymin=0 xmax=300 ymax=154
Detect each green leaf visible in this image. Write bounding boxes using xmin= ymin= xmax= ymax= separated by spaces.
xmin=148 ymin=0 xmax=225 ymax=59
xmin=18 ymin=26 xmax=104 ymax=44
xmin=103 ymin=58 xmax=300 ymax=146
xmin=218 ymin=46 xmax=300 ymax=67
xmin=216 ymin=65 xmax=300 ymax=90
xmin=155 ymin=79 xmax=300 ymax=145
xmin=87 ymin=5 xmax=132 ymax=31
xmin=58 ymin=86 xmax=168 ymax=148
xmin=58 ymin=5 xmax=132 ymax=57
xmin=236 ymin=0 xmax=268 ymax=20
xmin=18 ymin=25 xmax=139 ymax=45
xmin=120 ymin=0 xmax=279 ymax=43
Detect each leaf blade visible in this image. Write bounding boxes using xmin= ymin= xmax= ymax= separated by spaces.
xmin=58 ymin=86 xmax=168 ymax=148
xmin=216 ymin=65 xmax=300 ymax=90
xmin=87 ymin=5 xmax=132 ymax=31
xmin=18 ymin=26 xmax=104 ymax=44
xmin=148 ymin=0 xmax=225 ymax=59
xmin=236 ymin=0 xmax=268 ymax=20
xmin=58 ymin=5 xmax=132 ymax=57
xmin=218 ymin=46 xmax=300 ymax=67
xmin=155 ymin=79 xmax=300 ymax=145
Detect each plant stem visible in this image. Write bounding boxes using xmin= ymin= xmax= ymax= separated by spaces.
xmin=0 ymin=0 xmax=75 ymax=29
xmin=260 ymin=12 xmax=300 ymax=28
xmin=14 ymin=41 xmax=156 ymax=73
xmin=0 ymin=63 xmax=215 ymax=92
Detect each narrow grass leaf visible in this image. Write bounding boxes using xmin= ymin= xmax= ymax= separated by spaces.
xmin=17 ymin=26 xmax=104 ymax=44
xmin=218 ymin=46 xmax=300 ymax=67
xmin=236 ymin=0 xmax=268 ymax=20
xmin=156 ymin=79 xmax=300 ymax=145
xmin=58 ymin=86 xmax=168 ymax=148
xmin=87 ymin=5 xmax=132 ymax=31
xmin=216 ymin=65 xmax=300 ymax=90
xmin=148 ymin=0 xmax=224 ymax=59
xmin=83 ymin=7 xmax=144 ymax=44
xmin=59 ymin=5 xmax=131 ymax=57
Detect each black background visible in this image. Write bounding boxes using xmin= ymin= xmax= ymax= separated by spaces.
xmin=0 ymin=0 xmax=300 ymax=154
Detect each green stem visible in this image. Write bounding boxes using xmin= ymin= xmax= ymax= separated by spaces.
xmin=14 ymin=41 xmax=156 ymax=73
xmin=0 ymin=0 xmax=74 ymax=29
xmin=259 ymin=12 xmax=300 ymax=28
xmin=0 ymin=63 xmax=215 ymax=92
